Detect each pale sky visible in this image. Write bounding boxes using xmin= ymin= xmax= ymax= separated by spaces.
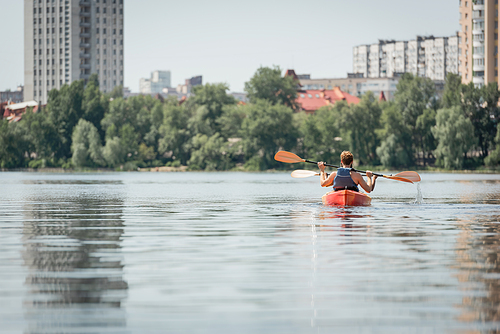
xmin=0 ymin=0 xmax=458 ymax=93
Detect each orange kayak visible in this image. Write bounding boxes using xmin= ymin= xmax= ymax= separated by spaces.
xmin=322 ymin=190 xmax=371 ymax=206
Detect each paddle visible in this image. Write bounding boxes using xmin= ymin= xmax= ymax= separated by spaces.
xmin=275 ymin=151 xmax=421 ymax=184
xmin=290 ymin=170 xmax=333 ymax=187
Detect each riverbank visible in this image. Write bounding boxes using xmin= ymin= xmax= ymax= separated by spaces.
xmin=1 ymin=166 xmax=500 ymax=174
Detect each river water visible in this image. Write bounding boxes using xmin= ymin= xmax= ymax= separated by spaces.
xmin=1 ymin=171 xmax=500 ymax=333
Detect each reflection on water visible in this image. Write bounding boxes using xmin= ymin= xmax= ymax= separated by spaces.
xmin=456 ymin=216 xmax=500 ymax=329
xmin=21 ymin=188 xmax=127 ymax=332
xmin=1 ymin=172 xmax=500 ymax=333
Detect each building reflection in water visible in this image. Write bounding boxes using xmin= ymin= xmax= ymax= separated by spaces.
xmin=21 ymin=187 xmax=128 ymax=333
xmin=455 ymin=214 xmax=500 ymax=330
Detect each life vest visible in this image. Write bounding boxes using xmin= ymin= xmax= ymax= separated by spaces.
xmin=333 ymin=167 xmax=359 ymax=191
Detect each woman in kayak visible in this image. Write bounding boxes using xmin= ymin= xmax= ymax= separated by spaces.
xmin=318 ymin=151 xmax=378 ymax=193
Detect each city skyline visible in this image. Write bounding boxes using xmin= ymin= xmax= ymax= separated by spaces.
xmin=1 ymin=0 xmax=458 ymax=94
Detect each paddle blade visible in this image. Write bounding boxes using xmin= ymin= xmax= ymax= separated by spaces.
xmin=274 ymin=151 xmax=305 ymax=164
xmin=394 ymin=171 xmax=421 ymax=183
xmin=291 ymin=170 xmax=318 ymax=178
xmin=382 ymin=175 xmax=414 ymax=184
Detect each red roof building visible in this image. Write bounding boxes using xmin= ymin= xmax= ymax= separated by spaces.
xmin=296 ymin=87 xmax=360 ymax=113
xmin=2 ymin=101 xmax=39 ymax=122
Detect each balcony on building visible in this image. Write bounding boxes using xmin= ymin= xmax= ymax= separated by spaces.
xmin=472 ymin=10 xmax=484 ymax=19
xmin=473 ymin=76 xmax=484 ymax=87
xmin=473 ymin=65 xmax=485 ymax=72
xmin=473 ymin=0 xmax=485 ymax=10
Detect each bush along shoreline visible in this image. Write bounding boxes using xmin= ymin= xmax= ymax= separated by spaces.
xmin=1 ymin=68 xmax=500 ymax=172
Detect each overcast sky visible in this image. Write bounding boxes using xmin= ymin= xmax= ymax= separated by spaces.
xmin=0 ymin=0 xmax=458 ymax=93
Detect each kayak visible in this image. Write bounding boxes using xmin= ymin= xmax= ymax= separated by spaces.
xmin=322 ymin=190 xmax=371 ymax=206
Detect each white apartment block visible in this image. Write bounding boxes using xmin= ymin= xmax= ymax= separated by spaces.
xmin=24 ymin=0 xmax=124 ymax=104
xmin=353 ymin=45 xmax=368 ymax=78
xmin=353 ymin=35 xmax=459 ymax=81
xmin=139 ymin=70 xmax=171 ymax=94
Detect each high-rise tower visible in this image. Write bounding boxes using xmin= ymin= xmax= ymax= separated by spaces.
xmin=459 ymin=0 xmax=498 ymax=87
xmin=24 ymin=0 xmax=124 ymax=104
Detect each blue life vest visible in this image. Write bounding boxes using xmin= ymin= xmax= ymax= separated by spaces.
xmin=333 ymin=167 xmax=359 ymax=191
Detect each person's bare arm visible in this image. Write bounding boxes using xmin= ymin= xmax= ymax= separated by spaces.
xmin=351 ymin=171 xmax=378 ymax=193
xmin=318 ymin=162 xmax=336 ymax=187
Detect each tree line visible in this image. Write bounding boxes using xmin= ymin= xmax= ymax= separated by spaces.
xmin=1 ymin=67 xmax=499 ymax=171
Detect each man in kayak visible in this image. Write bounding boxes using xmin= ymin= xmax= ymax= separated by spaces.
xmin=318 ymin=151 xmax=378 ymax=193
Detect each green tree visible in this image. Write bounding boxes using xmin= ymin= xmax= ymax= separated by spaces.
xmin=158 ymin=104 xmax=192 ymax=165
xmin=432 ymin=106 xmax=476 ymax=169
xmin=341 ymin=92 xmax=381 ymax=165
xmin=441 ymin=73 xmax=462 ymax=108
xmin=393 ymin=73 xmax=438 ymax=165
xmin=485 ymin=126 xmax=500 ymax=167
xmin=102 ymin=136 xmax=125 ymax=168
xmin=189 ymin=83 xmax=237 ymax=136
xmin=244 ymin=66 xmax=299 ymax=110
xmin=376 ymin=102 xmax=413 ymax=167
xmin=0 ymin=120 xmax=29 ymax=168
xmin=119 ymin=123 xmax=140 ymax=160
xmin=188 ymin=133 xmax=231 ymax=170
xmin=240 ymin=99 xmax=298 ymax=170
xmin=217 ymin=104 xmax=246 ymax=139
xmin=71 ymin=119 xmax=105 ymax=167
xmin=108 ymin=85 xmax=124 ymax=99
xmin=296 ymin=102 xmax=347 ymax=164
xmin=19 ymin=109 xmax=61 ymax=166
xmin=415 ymin=108 xmax=437 ymax=165
xmin=82 ymin=74 xmax=107 ymax=138
xmin=46 ymin=80 xmax=85 ymax=159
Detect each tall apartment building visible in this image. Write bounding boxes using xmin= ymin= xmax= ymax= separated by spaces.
xmin=353 ymin=35 xmax=459 ymax=81
xmin=459 ymin=0 xmax=498 ymax=87
xmin=139 ymin=70 xmax=171 ymax=94
xmin=24 ymin=0 xmax=124 ymax=104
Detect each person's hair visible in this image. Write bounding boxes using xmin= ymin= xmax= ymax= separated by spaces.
xmin=340 ymin=151 xmax=354 ymax=166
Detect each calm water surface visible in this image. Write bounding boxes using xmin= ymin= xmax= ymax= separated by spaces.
xmin=1 ymin=171 xmax=500 ymax=333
